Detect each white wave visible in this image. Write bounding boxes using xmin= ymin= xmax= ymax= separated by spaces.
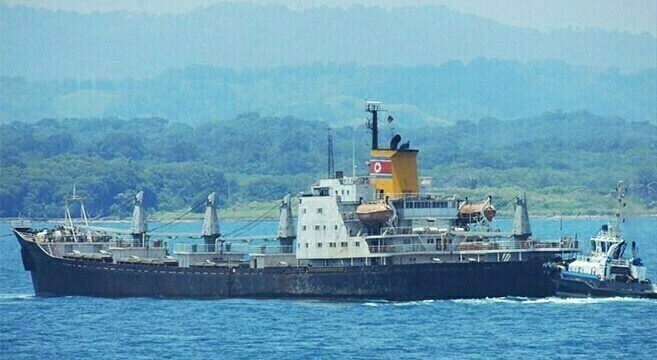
xmin=451 ymin=296 xmax=653 ymax=305
xmin=527 ymin=296 xmax=654 ymax=305
xmin=0 ymin=293 xmax=35 ymax=300
xmin=363 ymin=302 xmax=381 ymax=307
xmin=361 ymin=299 xmax=436 ymax=307
xmin=394 ymin=299 xmax=436 ymax=306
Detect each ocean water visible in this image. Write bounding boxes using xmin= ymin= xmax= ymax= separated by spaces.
xmin=1 ymin=217 xmax=656 ymax=359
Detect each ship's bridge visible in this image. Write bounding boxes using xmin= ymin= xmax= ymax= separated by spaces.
xmin=390 ymin=194 xmax=461 ymax=223
xmin=311 ymin=176 xmax=377 ymax=203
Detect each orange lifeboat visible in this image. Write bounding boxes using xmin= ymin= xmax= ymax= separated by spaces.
xmin=356 ymin=202 xmax=393 ymax=225
xmin=458 ymin=201 xmax=496 ymax=222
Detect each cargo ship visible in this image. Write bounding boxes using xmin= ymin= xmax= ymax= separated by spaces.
xmin=13 ymin=101 xmax=579 ymax=300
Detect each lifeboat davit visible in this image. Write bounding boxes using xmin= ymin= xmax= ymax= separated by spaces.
xmin=356 ymin=202 xmax=393 ymax=225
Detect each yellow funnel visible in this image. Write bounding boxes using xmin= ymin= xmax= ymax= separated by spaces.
xmin=369 ymin=149 xmax=419 ymax=198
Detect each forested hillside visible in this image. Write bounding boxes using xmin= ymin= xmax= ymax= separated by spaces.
xmin=1 ymin=111 xmax=655 ymax=218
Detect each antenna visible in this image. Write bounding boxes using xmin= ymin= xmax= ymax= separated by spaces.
xmin=352 ymin=127 xmax=356 ymax=178
xmin=327 ymin=128 xmax=335 ymax=179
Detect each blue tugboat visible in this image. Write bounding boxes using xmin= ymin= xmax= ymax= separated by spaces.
xmin=548 ymin=182 xmax=657 ymax=299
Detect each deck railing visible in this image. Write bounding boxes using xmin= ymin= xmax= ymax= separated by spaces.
xmin=173 ymin=243 xmax=293 ymax=255
xmin=368 ymin=238 xmax=579 ymax=254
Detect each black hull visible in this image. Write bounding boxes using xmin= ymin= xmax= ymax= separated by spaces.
xmin=551 ymin=275 xmax=657 ymax=299
xmin=17 ymin=233 xmax=556 ymax=300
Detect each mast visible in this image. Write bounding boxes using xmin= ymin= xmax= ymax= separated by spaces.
xmin=64 ymin=184 xmax=91 ymax=242
xmin=614 ymin=180 xmax=626 ymax=237
xmin=202 ymin=192 xmax=221 ymax=252
xmin=366 ymin=101 xmax=384 ymax=150
xmin=131 ymin=191 xmax=147 ymax=247
xmin=327 ymin=128 xmax=335 ymax=179
xmin=277 ymin=194 xmax=295 ymax=253
xmin=512 ymin=193 xmax=532 ymax=240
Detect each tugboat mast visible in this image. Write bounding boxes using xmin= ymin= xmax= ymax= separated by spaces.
xmin=614 ymin=181 xmax=626 ymax=237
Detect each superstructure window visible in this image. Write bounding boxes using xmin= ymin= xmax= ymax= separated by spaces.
xmin=302 ymin=226 xmax=307 ymax=231
xmin=314 ymin=225 xmax=320 ymax=231
xmin=341 ymin=242 xmax=348 ymax=247
xmin=355 ymin=242 xmax=360 ymax=247
xmin=317 ymin=243 xmax=323 ymax=248
xmin=317 ymin=208 xmax=323 ymax=214
xmin=329 ymin=242 xmax=336 ymax=248
xmin=305 ymin=243 xmax=309 ymax=248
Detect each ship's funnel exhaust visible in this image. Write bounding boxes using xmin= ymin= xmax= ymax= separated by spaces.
xmin=512 ymin=194 xmax=532 ymax=240
xmin=202 ymin=192 xmax=221 ymax=252
xmin=131 ymin=191 xmax=147 ymax=247
xmin=277 ymin=194 xmax=295 ymax=253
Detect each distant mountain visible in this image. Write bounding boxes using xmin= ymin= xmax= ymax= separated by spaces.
xmin=1 ymin=2 xmax=655 ymax=80
xmin=1 ymin=61 xmax=655 ymax=125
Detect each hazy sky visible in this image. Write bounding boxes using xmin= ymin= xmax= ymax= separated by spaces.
xmin=5 ymin=0 xmax=657 ymax=36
